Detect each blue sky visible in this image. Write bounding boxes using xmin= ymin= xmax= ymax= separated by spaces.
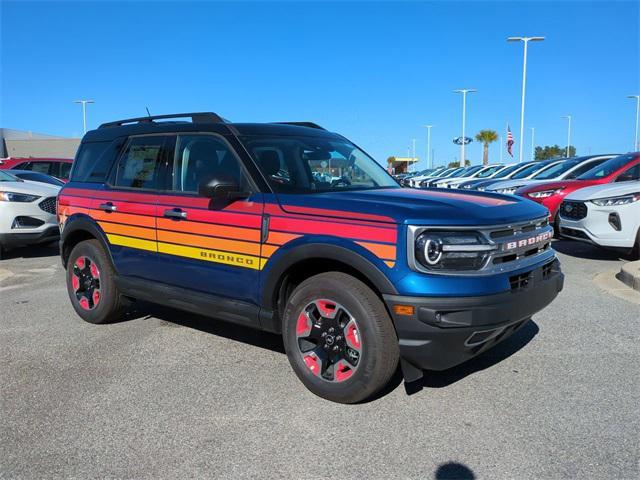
xmin=1 ymin=1 xmax=638 ymax=168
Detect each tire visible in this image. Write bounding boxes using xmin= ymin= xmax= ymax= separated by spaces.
xmin=282 ymin=272 xmax=399 ymax=403
xmin=66 ymin=239 xmax=127 ymax=324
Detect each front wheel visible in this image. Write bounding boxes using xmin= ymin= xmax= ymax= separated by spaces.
xmin=282 ymin=272 xmax=399 ymax=403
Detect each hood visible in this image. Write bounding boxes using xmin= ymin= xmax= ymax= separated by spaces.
xmin=565 ymin=181 xmax=640 ymax=201
xmin=0 ymin=179 xmax=60 ymax=197
xmin=517 ymin=179 xmax=585 ymax=194
xmin=276 ymin=187 xmax=548 ymax=226
xmin=485 ymin=178 xmax=535 ymax=191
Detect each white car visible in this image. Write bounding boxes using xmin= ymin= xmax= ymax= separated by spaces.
xmin=558 ymin=181 xmax=640 ymax=257
xmin=0 ymin=170 xmax=61 ymax=259
xmin=408 ymin=167 xmax=447 ymax=187
xmin=442 ymin=164 xmax=508 ymax=189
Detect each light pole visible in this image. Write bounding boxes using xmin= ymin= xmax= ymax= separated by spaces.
xmin=628 ymin=95 xmax=640 ymax=150
xmin=508 ymin=36 xmax=545 ymax=162
xmin=74 ymin=99 xmax=94 ymax=133
xmin=530 ymin=127 xmax=535 ymax=161
xmin=411 ymin=138 xmax=417 ymax=171
xmin=561 ymin=115 xmax=572 ymax=157
xmin=422 ymin=125 xmax=433 ymax=169
xmin=453 ymin=89 xmax=476 ymax=167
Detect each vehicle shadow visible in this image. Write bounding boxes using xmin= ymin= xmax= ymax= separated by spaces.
xmin=407 ymin=319 xmax=539 ymax=392
xmin=552 ymin=239 xmax=627 ymax=261
xmin=434 ymin=462 xmax=476 ymax=479
xmin=121 ymin=302 xmax=537 ymax=400
xmin=1 ymin=243 xmax=59 ymax=260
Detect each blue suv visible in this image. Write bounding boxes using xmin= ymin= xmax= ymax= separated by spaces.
xmin=59 ymin=112 xmax=563 ymax=403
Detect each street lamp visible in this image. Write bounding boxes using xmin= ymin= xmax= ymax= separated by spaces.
xmin=422 ymin=125 xmax=433 ymax=169
xmin=74 ymin=99 xmax=95 ymax=134
xmin=508 ymin=36 xmax=545 ymax=162
xmin=530 ymin=127 xmax=535 ymax=161
xmin=411 ymin=138 xmax=417 ymax=172
xmin=561 ymin=115 xmax=572 ymax=157
xmin=628 ymin=95 xmax=640 ymax=151
xmin=453 ymin=89 xmax=476 ymax=167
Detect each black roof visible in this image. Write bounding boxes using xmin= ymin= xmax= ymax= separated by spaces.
xmin=84 ymin=112 xmax=341 ymax=142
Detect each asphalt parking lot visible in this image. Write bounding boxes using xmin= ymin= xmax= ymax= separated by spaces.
xmin=1 ymin=241 xmax=639 ymax=479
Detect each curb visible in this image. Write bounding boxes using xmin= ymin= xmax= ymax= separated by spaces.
xmin=617 ymin=260 xmax=640 ymax=292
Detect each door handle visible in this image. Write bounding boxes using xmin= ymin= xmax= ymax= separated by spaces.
xmin=99 ymin=202 xmax=117 ymax=212
xmin=164 ymin=208 xmax=187 ymax=220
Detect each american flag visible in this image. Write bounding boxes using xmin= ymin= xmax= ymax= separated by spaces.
xmin=506 ymin=125 xmax=514 ymax=157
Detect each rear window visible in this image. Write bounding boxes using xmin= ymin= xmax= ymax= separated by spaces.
xmin=71 ymin=140 xmax=122 ymax=183
xmin=578 ymin=154 xmax=638 ymax=180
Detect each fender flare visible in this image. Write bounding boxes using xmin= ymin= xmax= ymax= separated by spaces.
xmin=260 ymin=243 xmax=398 ymax=308
xmin=60 ymin=214 xmax=115 ymax=270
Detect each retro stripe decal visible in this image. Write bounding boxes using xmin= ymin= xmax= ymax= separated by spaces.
xmin=59 ymin=189 xmax=398 ymax=270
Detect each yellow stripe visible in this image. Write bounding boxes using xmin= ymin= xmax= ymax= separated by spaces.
xmin=384 ymin=261 xmax=395 ymax=269
xmin=158 ymin=242 xmax=262 ymax=270
xmin=107 ymin=234 xmax=158 ymax=252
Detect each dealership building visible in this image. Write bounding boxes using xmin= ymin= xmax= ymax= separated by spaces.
xmin=0 ymin=128 xmax=80 ymax=159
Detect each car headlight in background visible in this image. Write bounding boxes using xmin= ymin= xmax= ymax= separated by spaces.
xmin=527 ymin=188 xmax=564 ymax=199
xmin=414 ymin=230 xmax=496 ymax=271
xmin=461 ymin=184 xmax=473 ymax=189
xmin=0 ymin=191 xmax=41 ymax=202
xmin=477 ymin=186 xmax=486 ymax=191
xmin=591 ymin=192 xmax=640 ymax=206
xmin=495 ymin=186 xmax=520 ymax=194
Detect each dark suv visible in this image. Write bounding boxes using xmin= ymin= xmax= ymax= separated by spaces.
xmin=59 ymin=112 xmax=563 ymax=403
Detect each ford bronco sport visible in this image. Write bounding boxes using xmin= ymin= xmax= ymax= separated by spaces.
xmin=58 ymin=112 xmax=563 ymax=403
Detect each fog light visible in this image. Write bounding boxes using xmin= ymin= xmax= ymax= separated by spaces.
xmin=608 ymin=213 xmax=621 ymax=231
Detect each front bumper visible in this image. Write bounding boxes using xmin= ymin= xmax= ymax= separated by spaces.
xmin=0 ymin=226 xmax=60 ymax=249
xmin=384 ymin=259 xmax=563 ymax=372
xmin=559 ymin=206 xmax=638 ymax=249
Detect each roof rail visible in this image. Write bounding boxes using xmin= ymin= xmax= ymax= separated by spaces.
xmin=99 ymin=112 xmax=225 ymax=129
xmin=273 ymin=122 xmax=326 ymax=130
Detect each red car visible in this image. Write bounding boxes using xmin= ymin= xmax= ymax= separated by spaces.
xmin=0 ymin=157 xmax=73 ymax=182
xmin=515 ymin=153 xmax=640 ymax=227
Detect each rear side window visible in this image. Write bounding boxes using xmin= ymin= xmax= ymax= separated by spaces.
xmin=58 ymin=162 xmax=72 ymax=180
xmin=616 ymin=164 xmax=640 ymax=182
xmin=13 ymin=162 xmax=32 ymax=170
xmin=31 ymin=162 xmax=53 ymax=174
xmin=114 ymin=136 xmax=167 ymax=190
xmin=71 ymin=140 xmax=121 ymax=183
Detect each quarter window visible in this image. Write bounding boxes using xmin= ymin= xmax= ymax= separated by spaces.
xmin=114 ymin=136 xmax=167 ymax=189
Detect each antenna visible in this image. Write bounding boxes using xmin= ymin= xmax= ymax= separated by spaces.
xmin=145 ymin=107 xmax=151 ymax=118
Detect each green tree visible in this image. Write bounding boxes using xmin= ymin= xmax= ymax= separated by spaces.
xmin=448 ymin=159 xmax=471 ymax=168
xmin=475 ymin=130 xmax=499 ymax=165
xmin=534 ymin=145 xmax=576 ymax=160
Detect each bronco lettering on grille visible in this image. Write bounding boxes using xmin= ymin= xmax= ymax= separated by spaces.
xmin=504 ymin=231 xmax=553 ymax=251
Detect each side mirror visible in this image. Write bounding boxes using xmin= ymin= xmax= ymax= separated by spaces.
xmin=198 ymin=176 xmax=250 ymax=201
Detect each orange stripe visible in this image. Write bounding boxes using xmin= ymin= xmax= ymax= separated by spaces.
xmin=356 ymin=241 xmax=396 ymax=260
xmin=90 ymin=210 xmax=156 ymax=228
xmin=157 ymin=230 xmax=261 ymax=256
xmin=98 ymin=221 xmax=156 ymax=241
xmin=266 ymin=231 xmax=301 ymax=245
xmin=261 ymin=244 xmax=279 ymax=258
xmin=156 ymin=218 xmax=260 ymax=242
xmin=384 ymin=261 xmax=395 ymax=268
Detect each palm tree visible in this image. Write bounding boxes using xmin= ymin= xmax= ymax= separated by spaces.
xmin=475 ymin=130 xmax=499 ymax=165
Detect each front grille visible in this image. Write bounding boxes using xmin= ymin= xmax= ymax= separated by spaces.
xmin=559 ymin=201 xmax=587 ymax=220
xmin=39 ymin=196 xmax=57 ymax=215
xmin=490 ymin=217 xmax=552 ymax=267
xmin=509 ymin=271 xmax=532 ymax=291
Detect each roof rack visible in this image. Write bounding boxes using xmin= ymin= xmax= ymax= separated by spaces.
xmin=273 ymin=122 xmax=326 ymax=130
xmin=99 ymin=112 xmax=225 ymax=129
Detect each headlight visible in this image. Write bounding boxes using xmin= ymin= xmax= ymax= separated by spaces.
xmin=527 ymin=188 xmax=564 ymax=199
xmin=462 ymin=184 xmax=473 ymax=189
xmin=0 ymin=191 xmax=41 ymax=202
xmin=477 ymin=186 xmax=486 ymax=191
xmin=495 ymin=186 xmax=519 ymax=194
xmin=591 ymin=192 xmax=640 ymax=206
xmin=414 ymin=231 xmax=495 ymax=271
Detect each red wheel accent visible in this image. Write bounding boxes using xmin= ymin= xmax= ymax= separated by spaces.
xmin=334 ymin=360 xmax=354 ymax=382
xmin=316 ymin=299 xmax=336 ymax=318
xmin=79 ymin=297 xmax=90 ymax=310
xmin=71 ymin=274 xmax=80 ymax=291
xmin=303 ymin=353 xmax=320 ymax=376
xmin=90 ymin=263 xmax=100 ymax=279
xmin=345 ymin=320 xmax=361 ymax=349
xmin=92 ymin=290 xmax=101 ymax=307
xmin=75 ymin=257 xmax=85 ymax=269
xmin=296 ymin=312 xmax=311 ymax=336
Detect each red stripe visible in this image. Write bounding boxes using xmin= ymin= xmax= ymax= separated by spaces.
xmin=58 ymin=195 xmax=92 ymax=208
xmin=389 ymin=189 xmax=516 ymax=206
xmin=270 ymin=217 xmax=397 ymax=243
xmin=179 ymin=207 xmax=262 ymax=229
xmin=272 ymin=204 xmax=396 ymax=224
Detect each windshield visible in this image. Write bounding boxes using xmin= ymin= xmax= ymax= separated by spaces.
xmin=15 ymin=172 xmax=64 ymax=186
xmin=445 ymin=167 xmax=466 ymax=177
xmin=0 ymin=170 xmax=19 ymax=182
xmin=511 ymin=161 xmax=555 ymax=179
xmin=578 ymin=154 xmax=636 ymax=180
xmin=492 ymin=164 xmax=525 ymax=179
xmin=476 ymin=165 xmax=504 ymax=178
xmin=531 ymin=160 xmax=575 ymax=180
xmin=460 ymin=165 xmax=483 ymax=176
xmin=241 ymin=135 xmax=398 ymax=194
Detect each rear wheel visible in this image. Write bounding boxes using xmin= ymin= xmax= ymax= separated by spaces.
xmin=282 ymin=272 xmax=399 ymax=403
xmin=66 ymin=239 xmax=127 ymax=324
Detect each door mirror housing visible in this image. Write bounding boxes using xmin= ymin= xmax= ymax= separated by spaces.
xmin=198 ymin=176 xmax=250 ymax=201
